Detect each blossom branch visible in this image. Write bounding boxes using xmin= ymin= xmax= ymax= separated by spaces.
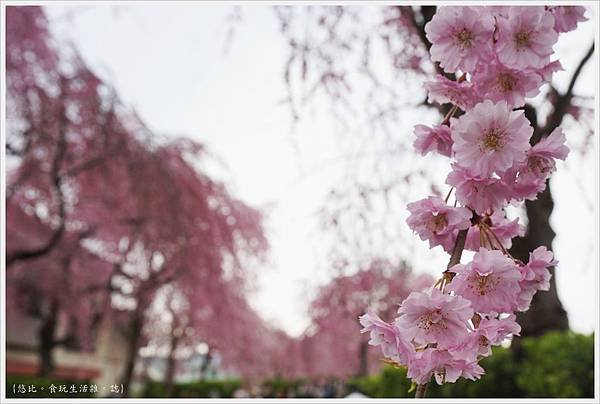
xmin=361 ymin=6 xmax=583 ymax=399
xmin=415 ymin=382 xmax=428 ymax=398
xmin=416 ymin=226 xmax=469 ymax=397
xmin=541 ymin=42 xmax=594 ymax=138
xmin=447 ymin=228 xmax=469 ymax=271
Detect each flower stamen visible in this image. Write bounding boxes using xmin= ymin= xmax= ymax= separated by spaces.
xmin=454 ymin=28 xmax=474 ymax=50
xmin=497 ymin=73 xmax=517 ymax=92
xmin=515 ymin=31 xmax=532 ymax=50
xmin=481 ymin=128 xmax=505 ymax=152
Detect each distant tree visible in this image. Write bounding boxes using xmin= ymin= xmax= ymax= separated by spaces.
xmin=289 ymin=260 xmax=432 ymax=378
xmin=5 ymin=7 xmax=270 ymax=394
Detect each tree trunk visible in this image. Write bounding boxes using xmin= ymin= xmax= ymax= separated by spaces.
xmin=120 ymin=311 xmax=143 ymax=398
xmin=508 ymin=104 xmax=569 ymax=353
xmin=37 ymin=300 xmax=59 ymax=377
xmin=357 ymin=340 xmax=369 ymax=377
xmin=200 ymin=349 xmax=212 ymax=378
xmin=164 ymin=333 xmax=181 ymax=397
xmin=510 ymin=181 xmax=569 ymax=354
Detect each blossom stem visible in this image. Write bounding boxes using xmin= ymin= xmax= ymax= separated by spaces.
xmin=415 ymin=382 xmax=428 ymax=398
xmin=479 ymin=226 xmax=486 ymax=249
xmin=417 ymin=226 xmax=469 ymax=398
xmin=444 ymin=187 xmax=454 ymax=203
xmin=484 ymin=224 xmax=516 ymax=259
xmin=482 ymin=226 xmax=496 ymax=251
xmin=439 ymin=74 xmax=465 ymax=126
xmin=447 ymin=227 xmax=469 ymax=270
xmin=441 ymin=104 xmax=459 ymax=125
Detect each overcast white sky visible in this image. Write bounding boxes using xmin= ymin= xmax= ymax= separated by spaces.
xmin=43 ymin=5 xmax=596 ymax=337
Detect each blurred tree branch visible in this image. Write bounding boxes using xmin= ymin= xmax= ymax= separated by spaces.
xmin=539 ymin=42 xmax=594 ymax=141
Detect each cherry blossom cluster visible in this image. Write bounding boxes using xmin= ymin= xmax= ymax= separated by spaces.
xmin=359 ymin=6 xmax=585 ymax=387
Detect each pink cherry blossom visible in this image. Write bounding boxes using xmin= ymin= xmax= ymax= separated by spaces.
xmin=451 ymin=314 xmax=520 ymax=358
xmin=471 ymin=314 xmax=521 ymax=356
xmin=449 ymin=248 xmax=521 ymax=314
xmin=481 ymin=314 xmax=521 ymax=344
xmin=548 ymin=6 xmax=587 ymax=33
xmin=446 ymin=164 xmax=510 ymax=215
xmin=451 ymin=100 xmax=533 ymax=176
xmin=502 ymin=127 xmax=569 ymax=202
xmin=535 ymin=60 xmax=564 ymax=82
xmin=359 ymin=312 xmax=415 ymax=364
xmin=495 ymin=7 xmax=558 ymax=69
xmin=406 ymin=196 xmax=472 ymax=253
xmin=425 ymin=6 xmax=494 ymax=73
xmin=396 ymin=288 xmax=473 ymax=348
xmin=413 ymin=124 xmax=453 ymax=157
xmin=478 ymin=6 xmax=510 ymax=19
xmin=520 ymin=246 xmax=556 ymax=290
xmin=424 ymin=75 xmax=478 ymax=111
xmin=500 ymin=167 xmax=546 ymax=203
xmin=408 ymin=348 xmax=484 ymax=385
xmin=516 ymin=248 xmax=555 ymax=312
xmin=526 ymin=127 xmax=570 ymax=177
xmin=515 ymin=285 xmax=536 ymax=312
xmin=465 ymin=211 xmax=525 ymax=251
xmin=473 ymin=59 xmax=542 ymax=108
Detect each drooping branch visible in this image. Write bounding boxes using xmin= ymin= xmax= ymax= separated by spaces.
xmin=407 ymin=6 xmax=441 ymax=74
xmin=540 ymin=42 xmax=594 ymax=138
xmin=6 ymin=84 xmax=69 ymax=268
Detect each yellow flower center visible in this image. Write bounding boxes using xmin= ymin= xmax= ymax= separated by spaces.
xmin=481 ymin=128 xmax=505 ymax=152
xmin=497 ymin=73 xmax=517 ymax=92
xmin=527 ymin=156 xmax=551 ymax=174
xmin=515 ymin=31 xmax=532 ymax=50
xmin=426 ymin=213 xmax=448 ymax=234
xmin=474 ymin=274 xmax=498 ymax=296
xmin=417 ymin=310 xmax=447 ymax=330
xmin=455 ymin=28 xmax=474 ymax=50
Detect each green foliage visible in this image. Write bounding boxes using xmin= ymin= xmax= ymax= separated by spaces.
xmin=6 ymin=375 xmax=95 ymax=398
xmin=144 ymin=379 xmax=242 ymax=398
xmin=349 ymin=331 xmax=594 ymax=398
xmin=428 ymin=346 xmax=520 ymax=398
xmin=261 ymin=377 xmax=306 ymax=398
xmin=348 ymin=349 xmax=518 ymax=398
xmin=348 ymin=365 xmax=412 ymax=397
xmin=517 ymin=331 xmax=594 ymax=398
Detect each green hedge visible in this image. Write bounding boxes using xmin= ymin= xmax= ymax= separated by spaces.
xmin=144 ymin=379 xmax=242 ymax=398
xmin=516 ymin=331 xmax=595 ymax=397
xmin=261 ymin=377 xmax=307 ymax=398
xmin=6 ymin=375 xmax=95 ymax=398
xmin=349 ymin=331 xmax=594 ymax=398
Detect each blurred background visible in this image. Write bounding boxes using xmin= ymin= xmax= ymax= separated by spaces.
xmin=3 ymin=4 xmax=596 ymax=398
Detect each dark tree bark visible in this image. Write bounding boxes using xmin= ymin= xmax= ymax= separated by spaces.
xmin=37 ymin=300 xmax=59 ymax=377
xmin=510 ymin=43 xmax=594 ymax=347
xmin=164 ymin=329 xmax=182 ymax=397
xmin=508 ymin=105 xmax=567 ymax=350
xmin=120 ymin=309 xmax=144 ymax=398
xmin=510 ymin=183 xmax=569 ymax=350
xmin=357 ymin=340 xmax=369 ymax=377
